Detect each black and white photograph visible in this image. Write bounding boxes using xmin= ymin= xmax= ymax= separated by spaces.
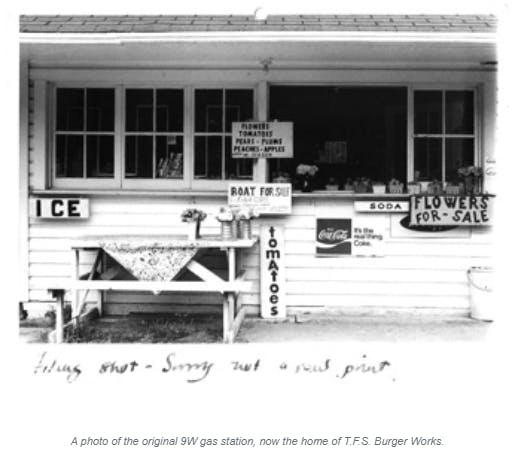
xmin=3 ymin=0 xmax=522 ymax=459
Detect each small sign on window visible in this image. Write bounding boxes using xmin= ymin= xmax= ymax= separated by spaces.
xmin=231 ymin=121 xmax=293 ymax=159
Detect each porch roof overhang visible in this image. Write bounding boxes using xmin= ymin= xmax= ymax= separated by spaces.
xmin=20 ymin=30 xmax=497 ymax=71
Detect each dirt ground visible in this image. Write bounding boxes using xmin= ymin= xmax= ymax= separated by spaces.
xmin=19 ymin=312 xmax=491 ymax=344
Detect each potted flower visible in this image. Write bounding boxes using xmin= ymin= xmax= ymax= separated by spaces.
xmin=353 ymin=177 xmax=371 ymax=193
xmin=407 ymin=180 xmax=421 ymax=195
xmin=273 ymin=171 xmax=291 ymax=183
xmin=343 ymin=178 xmax=355 ymax=192
xmin=388 ymin=178 xmax=404 ymax=194
xmin=325 ymin=176 xmax=339 ymax=191
xmin=372 ymin=180 xmax=386 ymax=194
xmin=216 ymin=206 xmax=235 ymax=240
xmin=445 ymin=179 xmax=461 ymax=195
xmin=181 ymin=208 xmax=207 ymax=240
xmin=237 ymin=207 xmax=259 ymax=239
xmin=458 ymin=165 xmax=483 ymax=194
xmin=295 ymin=164 xmax=319 ymax=192
xmin=427 ymin=180 xmax=443 ymax=195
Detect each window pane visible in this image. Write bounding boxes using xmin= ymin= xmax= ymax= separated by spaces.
xmin=445 ymin=91 xmax=474 ymax=134
xmin=225 ymin=89 xmax=253 ymax=132
xmin=126 ymin=89 xmax=153 ymax=132
xmin=269 ymin=86 xmax=407 ymax=186
xmin=445 ymin=138 xmax=474 ymax=182
xmin=56 ymin=89 xmax=84 ymax=131
xmin=414 ymin=138 xmax=442 ymax=181
xmin=225 ymin=137 xmax=252 ymax=179
xmin=86 ymin=89 xmax=114 ymax=132
xmin=56 ymin=135 xmax=83 ymax=177
xmin=155 ymin=135 xmax=184 ymax=178
xmin=195 ymin=136 xmax=222 ymax=179
xmin=414 ymin=91 xmax=442 ymax=134
xmin=125 ymin=136 xmax=153 ymax=178
xmin=86 ymin=135 xmax=114 ymax=178
xmin=156 ymin=89 xmax=184 ymax=132
xmin=195 ymin=90 xmax=223 ymax=133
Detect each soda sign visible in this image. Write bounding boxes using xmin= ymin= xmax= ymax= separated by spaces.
xmin=316 ymin=219 xmax=352 ymax=256
xmin=355 ymin=201 xmax=409 ymax=213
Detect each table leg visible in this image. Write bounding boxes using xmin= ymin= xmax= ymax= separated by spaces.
xmin=71 ymin=248 xmax=79 ymax=326
xmin=55 ymin=290 xmax=64 ymax=344
xmin=227 ymin=248 xmax=236 ymax=282
xmin=222 ymin=294 xmax=230 ymax=343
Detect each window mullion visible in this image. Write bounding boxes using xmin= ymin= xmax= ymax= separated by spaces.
xmin=83 ymin=89 xmax=87 ymax=178
xmin=441 ymin=91 xmax=446 ymax=184
xmin=222 ymin=89 xmax=226 ymax=180
xmin=115 ymin=85 xmax=123 ymax=188
xmin=407 ymin=86 xmax=414 ymax=182
xmin=152 ymin=89 xmax=156 ymax=179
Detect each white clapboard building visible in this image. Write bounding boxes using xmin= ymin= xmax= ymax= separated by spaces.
xmin=19 ymin=14 xmax=497 ymax=318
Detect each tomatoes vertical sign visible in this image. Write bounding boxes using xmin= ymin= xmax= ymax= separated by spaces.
xmin=260 ymin=225 xmax=286 ymax=319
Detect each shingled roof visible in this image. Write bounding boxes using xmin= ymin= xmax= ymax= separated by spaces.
xmin=20 ymin=14 xmax=496 ymax=34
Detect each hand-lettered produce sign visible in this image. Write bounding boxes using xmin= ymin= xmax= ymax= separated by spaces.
xmin=260 ymin=225 xmax=286 ymax=319
xmin=30 ymin=198 xmax=89 ymax=219
xmin=231 ymin=121 xmax=293 ymax=158
xmin=410 ymin=195 xmax=494 ymax=226
xmin=228 ymin=183 xmax=292 ymax=214
xmin=315 ymin=218 xmax=385 ymax=257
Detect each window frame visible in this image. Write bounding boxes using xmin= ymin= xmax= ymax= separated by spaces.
xmin=51 ymin=82 xmax=121 ymax=190
xmin=121 ymin=85 xmax=190 ymax=190
xmin=48 ymin=81 xmax=480 ymax=193
xmin=409 ymin=84 xmax=480 ymax=185
xmin=191 ymin=85 xmax=257 ymax=191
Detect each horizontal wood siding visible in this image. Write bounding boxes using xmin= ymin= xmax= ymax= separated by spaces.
xmin=26 ymin=195 xmax=493 ymax=316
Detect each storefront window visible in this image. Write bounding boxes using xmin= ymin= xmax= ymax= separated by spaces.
xmin=269 ymin=86 xmax=407 ymax=190
xmin=414 ymin=90 xmax=475 ymax=183
xmin=194 ymin=89 xmax=253 ymax=180
xmin=125 ymin=89 xmax=184 ymax=179
xmin=55 ymin=88 xmax=115 ymax=178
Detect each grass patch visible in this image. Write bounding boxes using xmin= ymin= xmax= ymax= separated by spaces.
xmin=67 ymin=313 xmax=222 ymax=343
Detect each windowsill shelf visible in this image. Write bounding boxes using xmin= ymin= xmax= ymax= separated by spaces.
xmin=31 ymin=189 xmax=411 ymax=200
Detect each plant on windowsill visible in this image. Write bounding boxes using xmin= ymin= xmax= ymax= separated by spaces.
xmin=353 ymin=177 xmax=371 ymax=194
xmin=407 ymin=181 xmax=421 ymax=195
xmin=388 ymin=178 xmax=404 ymax=194
xmin=426 ymin=180 xmax=443 ymax=195
xmin=295 ymin=164 xmax=319 ymax=192
xmin=458 ymin=166 xmax=483 ymax=195
xmin=371 ymin=181 xmax=386 ymax=194
xmin=181 ymin=208 xmax=207 ymax=240
xmin=325 ymin=176 xmax=339 ymax=191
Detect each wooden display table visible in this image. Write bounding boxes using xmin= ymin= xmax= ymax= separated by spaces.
xmin=35 ymin=235 xmax=258 ymax=344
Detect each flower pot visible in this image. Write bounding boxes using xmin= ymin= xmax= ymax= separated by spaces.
xmin=186 ymin=220 xmax=200 ymax=240
xmin=300 ymin=176 xmax=312 ymax=192
xmin=388 ymin=184 xmax=404 ymax=194
xmin=372 ymin=185 xmax=386 ymax=194
xmin=220 ymin=221 xmax=234 ymax=240
xmin=407 ymin=184 xmax=421 ymax=194
xmin=239 ymin=219 xmax=252 ymax=239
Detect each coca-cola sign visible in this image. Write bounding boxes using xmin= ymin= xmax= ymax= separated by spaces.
xmin=316 ymin=219 xmax=352 ymax=255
